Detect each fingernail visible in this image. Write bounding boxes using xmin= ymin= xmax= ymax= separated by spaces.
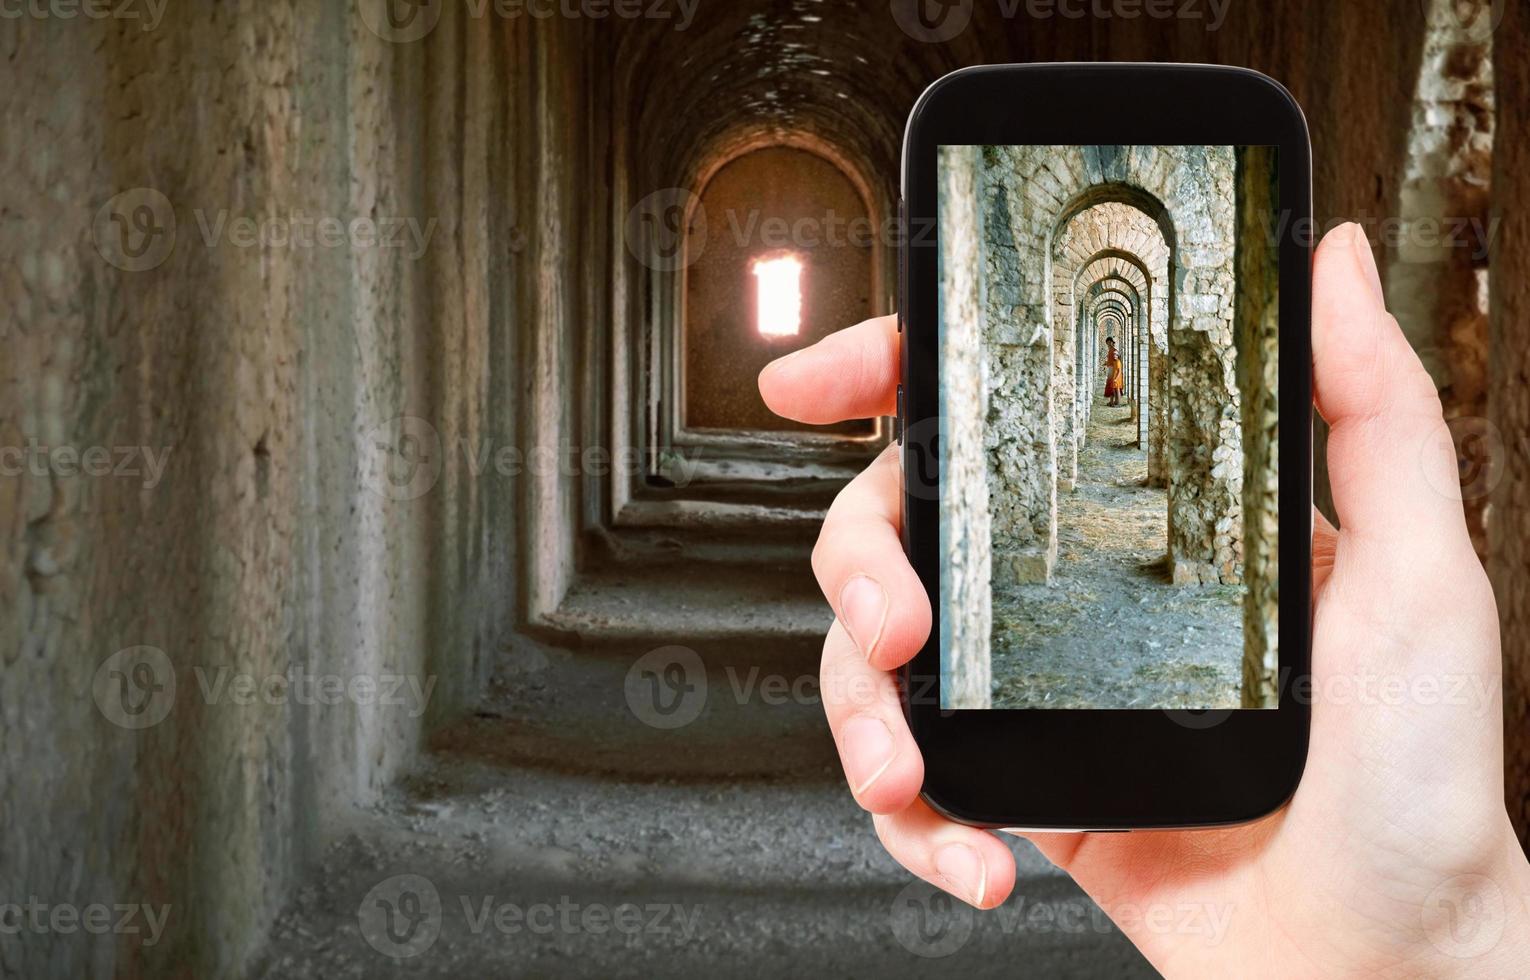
xmin=935 ymin=843 xmax=988 ymax=907
xmin=842 ymin=715 xmax=896 ymax=795
xmin=1350 ymin=222 xmax=1384 ymax=304
xmin=839 ymin=575 xmax=888 ymax=660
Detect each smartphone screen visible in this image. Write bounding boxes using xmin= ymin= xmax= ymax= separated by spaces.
xmin=936 ymin=144 xmax=1279 ymax=712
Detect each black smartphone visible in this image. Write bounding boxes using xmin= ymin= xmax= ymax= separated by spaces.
xmin=899 ymin=63 xmax=1312 ymax=829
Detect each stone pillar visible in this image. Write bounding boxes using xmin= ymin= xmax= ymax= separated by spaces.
xmin=939 ymin=145 xmax=992 ymax=709
xmin=1054 ymin=279 xmax=1079 ymax=493
xmin=981 ymin=148 xmax=1056 ymax=585
xmin=1148 ymin=295 xmax=1170 ymax=487
xmin=1166 ymin=146 xmax=1243 ymax=585
xmin=1387 ymin=0 xmax=1494 ymax=559
xmin=1137 ymin=303 xmax=1150 ymax=448
xmin=1236 ymin=146 xmax=1281 ymax=707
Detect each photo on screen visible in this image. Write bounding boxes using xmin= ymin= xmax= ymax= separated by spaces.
xmin=937 ymin=145 xmax=1279 ymax=710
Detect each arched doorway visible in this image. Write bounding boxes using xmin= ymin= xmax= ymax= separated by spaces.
xmin=681 ymin=145 xmax=878 ymax=438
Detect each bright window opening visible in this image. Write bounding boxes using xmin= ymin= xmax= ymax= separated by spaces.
xmin=753 ymin=255 xmax=802 ymax=338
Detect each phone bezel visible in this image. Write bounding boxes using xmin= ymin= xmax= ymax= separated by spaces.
xmin=900 ymin=63 xmax=1313 ymax=830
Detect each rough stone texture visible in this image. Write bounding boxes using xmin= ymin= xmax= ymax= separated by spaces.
xmin=1389 ymin=0 xmax=1495 ymax=558
xmin=942 ymin=144 xmax=1266 ymax=708
xmin=937 ymin=146 xmax=993 ymax=709
xmin=978 ymin=147 xmax=1058 ymax=586
xmin=1489 ymin=0 xmax=1530 ymax=849
xmin=1236 ymin=146 xmax=1282 ymax=708
xmin=1058 ymin=206 xmax=1169 ymax=481
xmin=0 ymin=6 xmax=538 ymax=976
xmin=969 ymin=145 xmax=1239 ymax=587
xmin=1082 ymin=259 xmax=1157 ymax=454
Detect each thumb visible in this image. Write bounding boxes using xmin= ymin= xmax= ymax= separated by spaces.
xmin=1312 ymin=222 xmax=1471 ymax=562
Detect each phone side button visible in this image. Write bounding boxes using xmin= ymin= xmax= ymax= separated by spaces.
xmin=896 ymin=198 xmax=905 ymax=333
xmin=895 ymin=384 xmax=904 ymax=445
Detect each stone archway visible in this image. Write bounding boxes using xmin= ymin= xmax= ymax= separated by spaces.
xmin=971 ymin=146 xmax=1239 ymax=588
xmin=945 ymin=144 xmax=1254 ymax=709
xmin=1080 ymin=258 xmax=1156 ymax=456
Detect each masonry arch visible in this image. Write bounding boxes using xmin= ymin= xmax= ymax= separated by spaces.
xmin=1082 ymin=277 xmax=1144 ymax=446
xmin=941 ymin=144 xmax=1265 ymax=710
xmin=1079 ymin=255 xmax=1158 ymax=464
xmin=678 ymin=137 xmax=887 ymax=442
xmin=1058 ymin=210 xmax=1171 ymax=494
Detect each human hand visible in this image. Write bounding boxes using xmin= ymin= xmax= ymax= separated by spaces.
xmin=757 ymin=222 xmax=1530 ymax=976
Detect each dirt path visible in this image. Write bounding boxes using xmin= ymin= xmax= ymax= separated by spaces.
xmin=990 ymin=397 xmax=1243 ymax=709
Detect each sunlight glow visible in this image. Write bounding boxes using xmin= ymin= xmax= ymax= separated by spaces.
xmin=753 ymin=255 xmax=802 ymax=338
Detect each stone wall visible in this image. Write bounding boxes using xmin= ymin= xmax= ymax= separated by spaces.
xmin=975 ymin=145 xmax=1239 ymax=586
xmin=1388 ymin=0 xmax=1495 ymax=558
xmin=1161 ymin=146 xmax=1242 ymax=585
xmin=1082 ymin=260 xmax=1157 ymax=455
xmin=1057 ymin=206 xmax=1169 ymax=479
xmin=979 ymin=147 xmax=1057 ymax=585
xmin=0 ymin=7 xmax=601 ymax=977
xmin=938 ymin=146 xmax=993 ymax=709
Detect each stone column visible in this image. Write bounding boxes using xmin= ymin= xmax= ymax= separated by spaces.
xmin=939 ymin=145 xmax=992 ymax=709
xmin=1166 ymin=146 xmax=1243 ymax=585
xmin=1236 ymin=145 xmax=1281 ymax=707
xmin=982 ymin=148 xmax=1056 ymax=585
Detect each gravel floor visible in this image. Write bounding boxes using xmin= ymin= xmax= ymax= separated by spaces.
xmin=990 ymin=399 xmax=1243 ymax=709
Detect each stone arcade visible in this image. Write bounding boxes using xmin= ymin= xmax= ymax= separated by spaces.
xmin=939 ymin=145 xmax=1279 ymax=709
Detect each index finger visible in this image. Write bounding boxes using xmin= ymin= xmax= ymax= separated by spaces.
xmin=758 ymin=314 xmax=900 ymax=424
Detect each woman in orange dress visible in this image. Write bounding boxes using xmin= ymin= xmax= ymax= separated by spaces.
xmin=1103 ymin=336 xmax=1125 ymax=407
